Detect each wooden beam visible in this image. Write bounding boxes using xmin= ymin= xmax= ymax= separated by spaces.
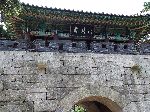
xmin=11 ymin=16 xmax=25 ymax=22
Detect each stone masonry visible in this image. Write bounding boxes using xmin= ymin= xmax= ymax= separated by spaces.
xmin=0 ymin=51 xmax=150 ymax=112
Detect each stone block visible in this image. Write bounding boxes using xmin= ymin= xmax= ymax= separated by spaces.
xmin=26 ymin=83 xmax=48 ymax=93
xmin=3 ymin=81 xmax=34 ymax=90
xmin=0 ymin=106 xmax=9 ymax=112
xmin=0 ymin=90 xmax=26 ymax=102
xmin=34 ymin=100 xmax=58 ymax=112
xmin=0 ymin=81 xmax=3 ymax=91
xmin=18 ymin=67 xmax=38 ymax=75
xmin=27 ymin=93 xmax=46 ymax=101
xmin=23 ymin=75 xmax=39 ymax=83
xmin=6 ymin=104 xmax=22 ymax=112
xmin=75 ymin=66 xmax=91 ymax=75
xmin=123 ymin=102 xmax=138 ymax=112
xmin=144 ymin=94 xmax=150 ymax=101
xmin=46 ymin=87 xmax=75 ymax=101
xmin=1 ymin=75 xmax=23 ymax=83
xmin=6 ymin=101 xmax=34 ymax=112
xmin=127 ymin=94 xmax=144 ymax=102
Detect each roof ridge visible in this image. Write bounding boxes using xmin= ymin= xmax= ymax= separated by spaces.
xmin=21 ymin=2 xmax=149 ymax=17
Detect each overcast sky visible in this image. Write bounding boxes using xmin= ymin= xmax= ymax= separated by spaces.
xmin=20 ymin=0 xmax=149 ymax=15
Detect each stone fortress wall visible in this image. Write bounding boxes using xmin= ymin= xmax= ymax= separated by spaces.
xmin=0 ymin=51 xmax=150 ymax=112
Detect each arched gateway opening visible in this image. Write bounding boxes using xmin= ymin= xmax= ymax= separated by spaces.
xmin=76 ymin=101 xmax=112 ymax=112
xmin=74 ymin=96 xmax=122 ymax=112
xmin=60 ymin=86 xmax=127 ymax=112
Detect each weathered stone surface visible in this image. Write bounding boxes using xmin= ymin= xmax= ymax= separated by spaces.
xmin=0 ymin=81 xmax=3 ymax=91
xmin=0 ymin=101 xmax=34 ymax=112
xmin=27 ymin=92 xmax=46 ymax=101
xmin=34 ymin=100 xmax=58 ymax=112
xmin=0 ymin=90 xmax=26 ymax=102
xmin=0 ymin=51 xmax=149 ymax=112
xmin=46 ymin=87 xmax=75 ymax=101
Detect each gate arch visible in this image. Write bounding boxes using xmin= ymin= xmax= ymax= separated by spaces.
xmin=75 ymin=96 xmax=121 ymax=112
xmin=60 ymin=85 xmax=129 ymax=112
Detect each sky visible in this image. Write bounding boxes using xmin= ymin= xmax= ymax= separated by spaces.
xmin=20 ymin=0 xmax=149 ymax=15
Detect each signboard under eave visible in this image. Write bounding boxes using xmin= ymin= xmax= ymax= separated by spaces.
xmin=70 ymin=24 xmax=94 ymax=37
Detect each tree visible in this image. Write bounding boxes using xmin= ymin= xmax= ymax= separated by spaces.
xmin=0 ymin=25 xmax=11 ymax=38
xmin=140 ymin=2 xmax=150 ymax=43
xmin=0 ymin=0 xmax=22 ymax=38
xmin=0 ymin=0 xmax=21 ymax=17
xmin=142 ymin=2 xmax=150 ymax=12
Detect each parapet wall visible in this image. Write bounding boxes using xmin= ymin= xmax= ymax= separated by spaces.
xmin=0 ymin=51 xmax=150 ymax=112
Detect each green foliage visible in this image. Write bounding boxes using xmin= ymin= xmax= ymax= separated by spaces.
xmin=142 ymin=2 xmax=150 ymax=12
xmin=0 ymin=25 xmax=11 ymax=38
xmin=0 ymin=0 xmax=22 ymax=17
xmin=71 ymin=105 xmax=86 ymax=112
xmin=140 ymin=2 xmax=150 ymax=40
xmin=0 ymin=0 xmax=22 ymax=38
